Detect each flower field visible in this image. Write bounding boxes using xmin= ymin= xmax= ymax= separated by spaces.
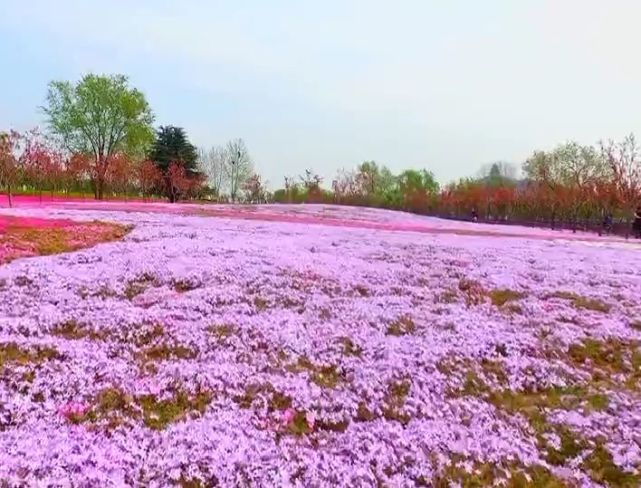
xmin=0 ymin=202 xmax=640 ymax=487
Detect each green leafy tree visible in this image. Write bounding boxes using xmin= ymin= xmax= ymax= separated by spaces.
xmin=149 ymin=126 xmax=198 ymax=173
xmin=148 ymin=126 xmax=201 ymax=202
xmin=356 ymin=161 xmax=381 ymax=195
xmin=378 ymin=166 xmax=397 ymax=195
xmin=42 ymin=74 xmax=154 ymax=199
xmin=397 ymin=169 xmax=439 ymax=212
xmin=398 ymin=169 xmax=439 ymax=195
xmin=356 ymin=161 xmax=397 ymax=201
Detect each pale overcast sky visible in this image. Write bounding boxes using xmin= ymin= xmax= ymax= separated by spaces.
xmin=1 ymin=0 xmax=640 ymax=187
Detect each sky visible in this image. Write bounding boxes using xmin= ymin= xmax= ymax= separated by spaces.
xmin=1 ymin=0 xmax=641 ymax=187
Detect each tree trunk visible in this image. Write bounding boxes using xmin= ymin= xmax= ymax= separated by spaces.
xmin=94 ymin=174 xmax=105 ymax=200
xmin=626 ymin=217 xmax=631 ymax=240
xmin=7 ymin=185 xmax=12 ymax=208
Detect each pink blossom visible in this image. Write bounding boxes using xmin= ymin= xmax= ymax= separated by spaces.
xmin=58 ymin=401 xmax=89 ymax=421
xmin=305 ymin=412 xmax=316 ymax=430
xmin=282 ymin=408 xmax=295 ymax=425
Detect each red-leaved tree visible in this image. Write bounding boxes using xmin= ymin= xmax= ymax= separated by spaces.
xmin=166 ymin=162 xmax=190 ymax=203
xmin=0 ymin=130 xmax=21 ymax=207
xmin=106 ymin=153 xmax=133 ymax=200
xmin=138 ymin=160 xmax=163 ymax=201
xmin=21 ymin=129 xmax=64 ymax=202
xmin=65 ymin=153 xmax=91 ymax=196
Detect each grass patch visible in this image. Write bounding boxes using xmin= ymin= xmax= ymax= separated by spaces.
xmin=543 ymin=426 xmax=586 ymax=466
xmin=354 ymin=285 xmax=370 ymax=297
xmin=547 ymin=291 xmax=610 ymax=313
xmin=82 ymin=386 xmax=212 ymax=431
xmin=486 ymin=385 xmax=625 ymax=468
xmin=6 ymin=222 xmax=130 ymax=258
xmin=355 ymin=402 xmax=377 ymax=422
xmin=337 ymin=337 xmax=363 ymax=357
xmin=311 ymin=365 xmax=342 ymax=389
xmin=583 ymin=444 xmax=641 ymax=487
xmin=233 ymin=383 xmax=293 ymax=411
xmin=285 ymin=356 xmax=343 ymax=389
xmin=173 ymin=279 xmax=199 ymax=293
xmin=489 ymin=289 xmax=525 ymax=307
xmin=432 ymin=461 xmax=567 ymax=488
xmin=179 ymin=477 xmax=206 ymax=488
xmin=435 ymin=289 xmax=458 ymax=304
xmin=480 ymin=358 xmax=509 ymax=384
xmin=253 ymin=296 xmax=269 ymax=311
xmin=0 ymin=342 xmax=60 ymax=368
xmin=51 ymin=320 xmax=105 ymax=341
xmin=141 ymin=344 xmax=197 ymax=361
xmin=130 ymin=324 xmax=166 ymax=348
xmin=586 ymin=393 xmax=609 ymax=411
xmin=458 ymin=278 xmax=486 ymax=305
xmin=138 ymin=390 xmax=212 ymax=430
xmin=317 ymin=417 xmax=350 ymax=433
xmin=124 ymin=273 xmax=158 ymax=299
xmin=460 ymin=370 xmax=490 ymax=397
xmin=386 ymin=316 xmax=416 ymax=336
xmin=439 ymin=358 xmax=508 ymax=395
xmin=488 ymin=385 xmax=587 ymax=414
xmin=503 ymin=303 xmax=523 ymax=315
xmin=568 ymin=338 xmax=639 ymax=380
xmin=208 ymin=324 xmax=236 ymax=343
xmin=382 ymin=378 xmax=412 ymax=425
xmin=284 ymin=410 xmax=314 ymax=436
xmin=91 ymin=285 xmax=118 ymax=299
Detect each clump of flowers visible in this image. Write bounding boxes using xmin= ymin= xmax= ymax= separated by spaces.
xmin=58 ymin=401 xmax=90 ymax=424
xmin=280 ymin=408 xmax=316 ymax=436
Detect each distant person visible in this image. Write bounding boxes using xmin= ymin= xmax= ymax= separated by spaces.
xmin=634 ymin=207 xmax=641 ymax=238
xmin=471 ymin=207 xmax=478 ymax=222
xmin=602 ymin=213 xmax=613 ymax=234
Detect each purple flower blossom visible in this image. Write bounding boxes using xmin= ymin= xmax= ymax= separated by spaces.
xmin=0 ymin=203 xmax=640 ymax=485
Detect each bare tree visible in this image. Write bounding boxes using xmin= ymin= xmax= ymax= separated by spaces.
xmin=225 ymin=138 xmax=253 ymax=202
xmin=242 ymin=173 xmax=268 ymax=203
xmin=601 ymin=134 xmax=641 ymax=236
xmin=198 ymin=145 xmax=228 ymax=197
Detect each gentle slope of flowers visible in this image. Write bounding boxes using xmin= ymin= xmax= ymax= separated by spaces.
xmin=0 ymin=204 xmax=639 ymax=486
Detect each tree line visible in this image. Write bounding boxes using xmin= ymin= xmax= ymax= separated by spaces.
xmin=0 ymin=74 xmax=258 ymax=205
xmin=270 ymin=136 xmax=641 ymax=236
xmin=1 ymin=73 xmax=640 ymax=236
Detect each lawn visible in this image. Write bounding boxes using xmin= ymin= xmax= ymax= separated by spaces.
xmin=0 ymin=202 xmax=639 ymax=487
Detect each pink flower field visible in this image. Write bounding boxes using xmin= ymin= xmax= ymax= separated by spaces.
xmin=0 ymin=201 xmax=640 ymax=487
